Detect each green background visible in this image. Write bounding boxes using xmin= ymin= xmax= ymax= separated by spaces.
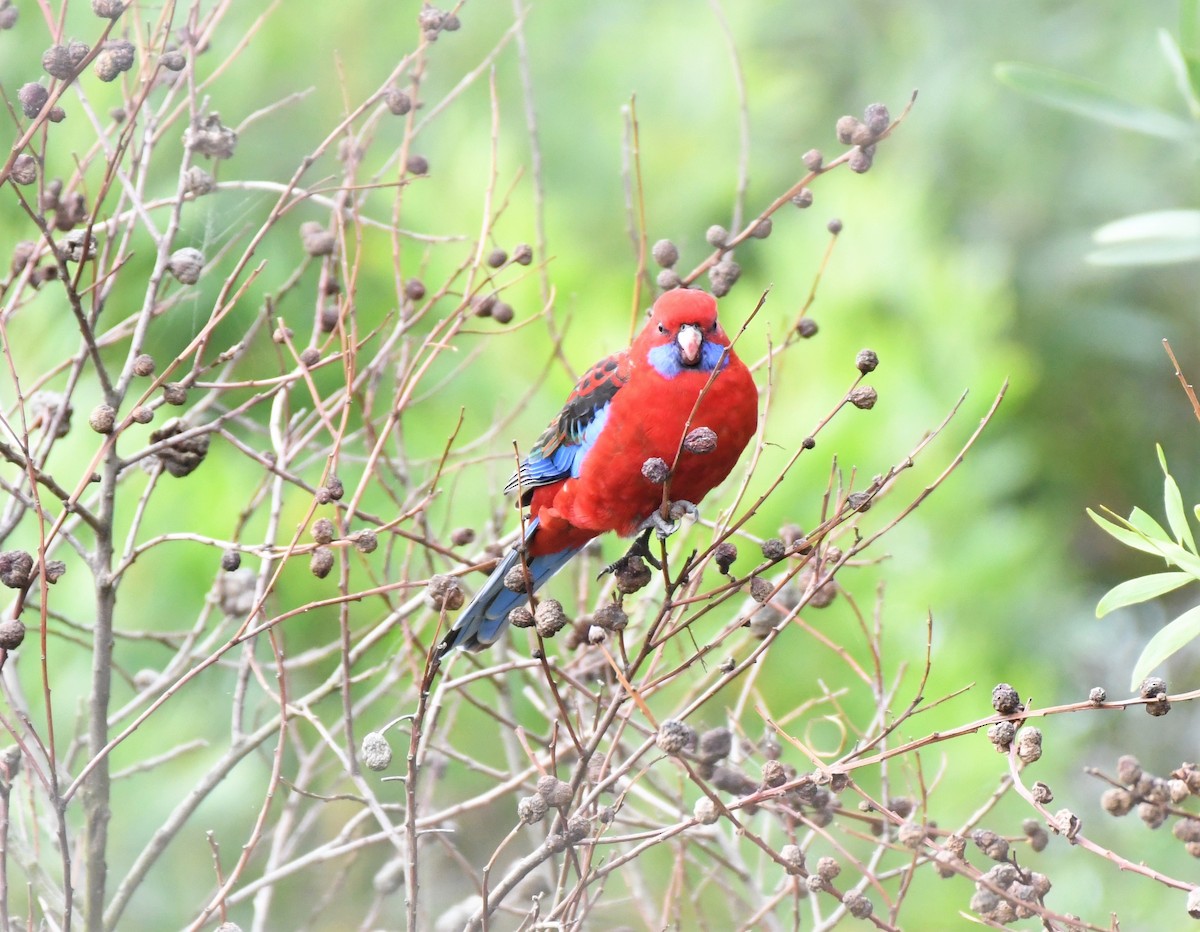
xmin=3 ymin=0 xmax=1200 ymax=927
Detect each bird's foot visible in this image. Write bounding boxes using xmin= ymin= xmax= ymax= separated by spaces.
xmin=640 ymin=500 xmax=700 ymax=540
xmin=598 ymin=528 xmax=662 ymax=579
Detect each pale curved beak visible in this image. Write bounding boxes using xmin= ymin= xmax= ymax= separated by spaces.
xmin=677 ymin=324 xmax=703 ymax=366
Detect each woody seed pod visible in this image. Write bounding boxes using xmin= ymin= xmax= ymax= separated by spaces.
xmin=534 ymin=599 xmax=567 ymax=637
xmin=652 ymin=239 xmax=679 ymax=268
xmin=426 ymin=574 xmax=465 ymax=611
xmin=844 ymin=894 xmax=873 ymax=920
xmin=10 ymin=155 xmax=36 ymax=186
xmin=791 ymin=188 xmax=814 ymax=208
xmin=89 ymin=404 xmax=116 ymax=434
xmin=694 ymin=797 xmax=719 ymax=824
xmin=183 ymin=166 xmax=215 ymax=197
xmin=714 ymin=541 xmax=737 ymax=573
xmin=184 ymin=113 xmax=238 ymax=159
xmin=18 ymin=83 xmax=48 ymax=119
xmin=1016 ymin=726 xmax=1043 ymax=764
xmin=683 ymin=427 xmax=717 ymax=454
xmin=384 ymin=86 xmax=412 ymax=115
xmin=161 ymin=48 xmax=186 ymax=71
xmin=91 ymin=0 xmax=125 ymax=19
xmin=641 ymin=457 xmax=670 ymax=484
xmin=748 ymin=576 xmax=774 ymax=603
xmin=167 ymin=247 xmax=204 ymax=284
xmin=614 ymin=558 xmax=651 ymax=594
xmin=0 ymin=620 xmax=25 ymax=650
xmin=44 ymin=44 xmax=79 ymax=79
xmin=517 ymin=794 xmax=548 ymax=824
xmin=309 ymin=547 xmax=334 ymax=578
xmin=300 ymin=222 xmax=335 ymax=257
xmin=863 ymin=102 xmax=890 ymax=135
xmin=779 ymin=844 xmax=805 ymax=874
xmin=856 ymin=348 xmax=879 ymax=373
xmin=992 ymin=683 xmax=1021 ymax=714
xmin=848 ymin=385 xmax=876 ymax=409
xmin=835 ymin=115 xmax=860 ymax=144
xmin=311 ymin=518 xmax=335 ymax=545
xmin=0 ymin=552 xmax=32 ymax=589
xmin=361 ymin=731 xmax=393 ymax=771
xmin=761 ymin=538 xmax=786 ymax=560
xmin=94 ymin=41 xmax=135 ymax=82
xmin=536 ymin=775 xmax=573 ymax=808
xmin=508 ymin=605 xmax=534 ymax=629
xmin=655 ymin=719 xmax=696 ymax=755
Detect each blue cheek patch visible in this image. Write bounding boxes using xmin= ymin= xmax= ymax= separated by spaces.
xmin=648 ymin=340 xmax=729 ymax=379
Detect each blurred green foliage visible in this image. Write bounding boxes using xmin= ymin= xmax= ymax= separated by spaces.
xmin=5 ymin=0 xmax=1200 ymax=926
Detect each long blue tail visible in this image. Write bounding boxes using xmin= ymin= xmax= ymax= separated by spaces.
xmin=436 ymin=519 xmax=581 ymax=656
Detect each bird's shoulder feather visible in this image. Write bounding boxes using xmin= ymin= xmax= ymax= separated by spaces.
xmin=504 ymin=350 xmax=632 ymax=501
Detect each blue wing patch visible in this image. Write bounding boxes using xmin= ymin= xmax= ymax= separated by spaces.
xmin=505 ymin=404 xmax=610 ymax=499
xmin=503 ymin=351 xmax=628 ymax=503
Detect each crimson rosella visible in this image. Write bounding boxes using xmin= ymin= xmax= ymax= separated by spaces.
xmin=437 ymin=288 xmax=758 ymax=656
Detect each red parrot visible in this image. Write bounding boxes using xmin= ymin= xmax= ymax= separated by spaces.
xmin=437 ymin=288 xmax=758 ymax=655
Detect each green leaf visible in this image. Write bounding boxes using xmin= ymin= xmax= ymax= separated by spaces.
xmin=1159 ymin=29 xmax=1200 ymax=118
xmin=1094 ymin=210 xmax=1200 ymax=243
xmin=1088 ymin=507 xmax=1200 ymax=576
xmin=1088 ymin=508 xmax=1168 ymax=556
xmin=1127 ymin=506 xmax=1172 ymax=542
xmin=1130 ymin=603 xmax=1200 ymax=690
xmin=1183 ymin=1 xmax=1200 ymax=105
xmin=1088 ymin=210 xmax=1200 ymax=267
xmin=1128 ymin=505 xmax=1200 ymax=574
xmin=1184 ymin=0 xmax=1200 ymax=57
xmin=1097 ymin=571 xmax=1193 ymax=618
xmin=995 ymin=62 xmax=1199 ymax=141
xmin=1158 ymin=445 xmax=1197 ymax=552
xmin=1087 ymin=240 xmax=1200 ymax=266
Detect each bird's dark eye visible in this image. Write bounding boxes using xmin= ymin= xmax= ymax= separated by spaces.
xmin=709 ymin=322 xmax=719 ymax=333
xmin=657 ymin=323 xmax=667 ymax=334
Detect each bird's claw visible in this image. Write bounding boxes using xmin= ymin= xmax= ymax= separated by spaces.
xmin=598 ymin=503 xmax=700 ymax=580
xmin=640 ymin=500 xmax=700 ymax=540
xmin=598 ymin=528 xmax=662 ymax=579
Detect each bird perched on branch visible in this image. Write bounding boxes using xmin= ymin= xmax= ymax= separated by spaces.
xmin=437 ymin=288 xmax=758 ymax=656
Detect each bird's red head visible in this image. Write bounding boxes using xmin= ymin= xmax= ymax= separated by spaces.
xmin=635 ymin=289 xmax=732 ymax=376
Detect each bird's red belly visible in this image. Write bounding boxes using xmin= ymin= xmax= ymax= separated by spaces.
xmin=543 ymin=367 xmax=756 ymax=539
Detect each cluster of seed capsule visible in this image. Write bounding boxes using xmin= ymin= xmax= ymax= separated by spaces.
xmin=654 ymin=719 xmax=842 ymax=828
xmin=648 ymin=104 xmax=891 ymax=300
xmin=985 ymin=683 xmax=1043 ymax=764
xmin=835 ymin=102 xmax=892 ymax=174
xmin=651 ymin=719 xmax=874 ymax=911
xmin=1098 ymin=753 xmax=1200 ymax=849
xmin=0 ymin=550 xmax=68 ymax=651
xmin=966 ymin=851 xmax=1053 ymax=925
xmin=922 ymin=822 xmax=1055 ymax=924
xmin=303 ymin=499 xmax=379 ymax=580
